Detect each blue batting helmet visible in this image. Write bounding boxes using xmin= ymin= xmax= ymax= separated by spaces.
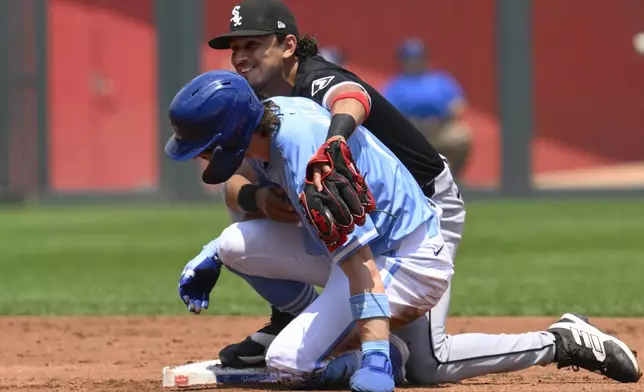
xmin=164 ymin=70 xmax=264 ymax=184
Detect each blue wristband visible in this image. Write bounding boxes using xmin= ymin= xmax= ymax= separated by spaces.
xmin=349 ymin=293 xmax=390 ymax=321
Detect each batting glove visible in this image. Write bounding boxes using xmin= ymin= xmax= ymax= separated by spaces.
xmin=178 ymin=239 xmax=222 ymax=314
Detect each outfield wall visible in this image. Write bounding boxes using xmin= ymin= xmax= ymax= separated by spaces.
xmin=45 ymin=0 xmax=644 ymax=192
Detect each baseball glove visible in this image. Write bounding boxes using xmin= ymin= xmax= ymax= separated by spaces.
xmin=298 ymin=139 xmax=376 ymax=251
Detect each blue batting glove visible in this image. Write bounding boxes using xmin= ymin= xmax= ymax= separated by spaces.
xmin=178 ymin=240 xmax=222 ymax=314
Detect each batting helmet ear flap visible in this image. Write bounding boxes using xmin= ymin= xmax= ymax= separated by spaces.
xmin=201 ymin=145 xmax=246 ymax=185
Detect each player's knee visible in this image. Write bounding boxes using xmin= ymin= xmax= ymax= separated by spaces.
xmin=265 ymin=347 xmax=311 ymax=387
xmin=406 ymin=355 xmax=440 ymax=385
xmin=265 ymin=340 xmax=291 ymax=372
xmin=265 ymin=333 xmax=322 ymax=387
xmin=267 ymin=366 xmax=309 ymax=387
xmin=414 ymin=281 xmax=450 ymax=314
xmin=216 ymin=224 xmax=247 ymax=270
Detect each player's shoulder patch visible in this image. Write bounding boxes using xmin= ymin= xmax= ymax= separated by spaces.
xmin=311 ymin=76 xmax=335 ymax=97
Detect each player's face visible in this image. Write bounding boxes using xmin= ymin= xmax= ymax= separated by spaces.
xmin=402 ymin=56 xmax=427 ymax=75
xmin=195 ymin=128 xmax=270 ymax=162
xmin=194 ymin=136 xmax=240 ymax=162
xmin=230 ymin=35 xmax=285 ymax=92
xmin=245 ymin=133 xmax=271 ymax=161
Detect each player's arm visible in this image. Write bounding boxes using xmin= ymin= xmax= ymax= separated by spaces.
xmin=309 ymin=81 xmax=372 ymax=192
xmin=322 ymin=82 xmax=371 ymax=141
xmin=441 ymin=74 xmax=468 ymax=122
xmin=302 ymin=75 xmax=377 ymax=220
xmin=222 ymin=160 xmax=257 ymax=212
xmin=433 ymin=96 xmax=467 ymax=134
xmin=223 ymin=161 xmax=298 ymax=222
xmin=279 ymin=127 xmax=389 ymax=352
xmin=449 ymin=97 xmax=467 ymax=118
xmin=281 ymin=132 xmax=389 ymax=347
xmin=337 ymin=244 xmax=389 ymax=345
xmin=277 ymin=126 xmax=378 ymax=259
xmin=222 ymin=161 xmax=263 ymax=218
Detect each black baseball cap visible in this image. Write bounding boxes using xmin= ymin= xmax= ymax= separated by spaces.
xmin=208 ymin=0 xmax=299 ymax=50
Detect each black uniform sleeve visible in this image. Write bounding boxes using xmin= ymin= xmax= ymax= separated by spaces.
xmin=297 ymin=68 xmax=369 ymax=110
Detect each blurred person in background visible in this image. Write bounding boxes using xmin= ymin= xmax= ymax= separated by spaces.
xmin=318 ymin=45 xmax=346 ymax=67
xmin=382 ymin=38 xmax=472 ymax=181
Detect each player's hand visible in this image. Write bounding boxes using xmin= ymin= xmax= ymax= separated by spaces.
xmin=256 ymin=185 xmax=300 ymax=223
xmin=178 ymin=251 xmax=222 ymax=315
xmin=311 ymin=136 xmax=343 ymax=191
xmin=300 ymin=138 xmax=377 ymax=251
xmin=305 ymin=137 xmax=376 ymax=217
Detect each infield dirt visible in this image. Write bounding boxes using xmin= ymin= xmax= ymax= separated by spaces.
xmin=1 ymin=316 xmax=642 ymax=392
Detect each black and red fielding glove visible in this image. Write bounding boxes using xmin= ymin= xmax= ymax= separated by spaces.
xmin=298 ymin=139 xmax=376 ymax=252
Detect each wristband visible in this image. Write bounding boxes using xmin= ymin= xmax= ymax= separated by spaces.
xmin=327 ymin=91 xmax=372 ymax=119
xmin=327 ymin=113 xmax=357 ymax=140
xmin=238 ymin=184 xmax=260 ymax=212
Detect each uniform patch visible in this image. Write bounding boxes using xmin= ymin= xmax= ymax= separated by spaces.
xmin=311 ymin=76 xmax=335 ymax=97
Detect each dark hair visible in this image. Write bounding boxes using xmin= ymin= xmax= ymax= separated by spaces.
xmin=295 ymin=34 xmax=319 ymax=61
xmin=275 ymin=33 xmax=319 ymax=62
xmin=256 ymin=100 xmax=282 ymax=137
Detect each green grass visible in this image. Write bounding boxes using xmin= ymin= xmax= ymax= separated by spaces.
xmin=0 ymin=204 xmax=268 ymax=316
xmin=0 ymin=199 xmax=643 ymax=317
xmin=450 ymin=198 xmax=644 ymax=317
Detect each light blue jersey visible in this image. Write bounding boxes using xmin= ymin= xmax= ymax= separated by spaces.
xmin=249 ymin=96 xmax=440 ymax=263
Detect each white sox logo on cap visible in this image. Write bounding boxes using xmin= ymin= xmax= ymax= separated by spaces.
xmin=231 ymin=5 xmax=242 ymax=27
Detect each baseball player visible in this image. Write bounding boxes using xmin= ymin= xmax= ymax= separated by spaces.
xmin=168 ymin=70 xmax=642 ymax=387
xmin=208 ymin=0 xmax=464 ymax=371
xmin=187 ymin=0 xmax=642 ymax=386
xmin=166 ymin=69 xmax=455 ymax=391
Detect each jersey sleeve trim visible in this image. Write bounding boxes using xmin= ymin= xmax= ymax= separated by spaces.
xmin=322 ymin=81 xmax=371 ymax=111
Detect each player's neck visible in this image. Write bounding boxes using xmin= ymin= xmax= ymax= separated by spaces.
xmin=284 ymin=59 xmax=299 ymax=91
xmin=262 ymin=60 xmax=299 ymax=97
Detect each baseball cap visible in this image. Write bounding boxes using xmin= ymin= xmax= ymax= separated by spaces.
xmin=398 ymin=37 xmax=427 ymax=60
xmin=208 ymin=0 xmax=299 ymax=50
